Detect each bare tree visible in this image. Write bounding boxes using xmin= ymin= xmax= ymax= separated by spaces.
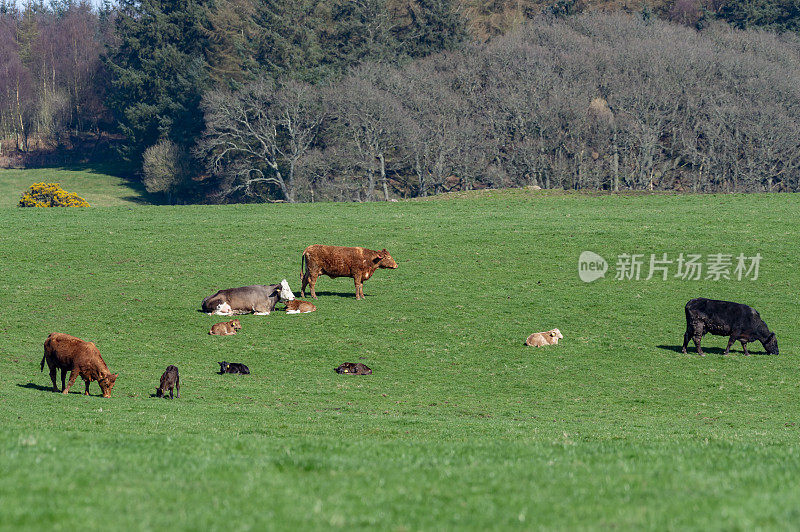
xmin=197 ymin=77 xmax=324 ymax=202
xmin=327 ymin=63 xmax=411 ymax=201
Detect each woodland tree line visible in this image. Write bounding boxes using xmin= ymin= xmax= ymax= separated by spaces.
xmin=2 ymin=0 xmax=800 ymax=201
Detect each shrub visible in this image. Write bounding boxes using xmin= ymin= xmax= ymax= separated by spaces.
xmin=18 ymin=183 xmax=90 ymax=208
xmin=142 ymin=139 xmax=188 ymax=199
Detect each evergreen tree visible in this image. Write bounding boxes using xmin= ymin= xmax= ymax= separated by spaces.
xmin=250 ymin=0 xmax=330 ymax=83
xmin=104 ymin=0 xmax=211 ymax=163
xmin=389 ymin=0 xmax=467 ymax=58
xmin=202 ymin=0 xmax=259 ymax=86
xmin=317 ymin=0 xmax=399 ymax=71
xmin=718 ymin=0 xmax=800 ymax=32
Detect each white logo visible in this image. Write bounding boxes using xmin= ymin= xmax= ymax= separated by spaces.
xmin=578 ymin=251 xmax=608 ymax=283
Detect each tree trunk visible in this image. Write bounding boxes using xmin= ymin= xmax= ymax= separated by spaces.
xmin=366 ymin=165 xmax=376 ymax=201
xmin=379 ymin=153 xmax=389 ymax=201
xmin=612 ymin=131 xmax=619 ymax=191
xmin=414 ymin=152 xmax=426 ymax=197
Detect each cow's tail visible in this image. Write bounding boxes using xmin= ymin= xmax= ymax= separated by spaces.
xmin=300 ymin=251 xmax=306 ymax=291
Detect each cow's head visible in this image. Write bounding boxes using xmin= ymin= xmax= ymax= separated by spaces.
xmin=762 ymin=332 xmax=779 ymax=355
xmin=219 ymin=361 xmax=229 ymax=373
xmin=231 ymin=319 xmax=242 ymax=330
xmin=374 ymin=249 xmax=398 ymax=269
xmin=551 ymin=328 xmax=563 ymax=340
xmin=212 ymin=302 xmax=233 ymax=316
xmin=279 ymin=279 xmax=295 ymax=301
xmin=99 ymin=373 xmax=118 ymax=398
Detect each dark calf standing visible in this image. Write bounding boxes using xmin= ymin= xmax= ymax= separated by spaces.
xmin=156 ymin=365 xmax=180 ymax=399
xmin=218 ymin=361 xmax=250 ymax=374
xmin=682 ymin=298 xmax=779 ymax=356
xmin=301 ymin=245 xmax=398 ymax=300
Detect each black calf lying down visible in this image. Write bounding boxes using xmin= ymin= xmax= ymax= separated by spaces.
xmin=335 ymin=362 xmax=372 ymax=375
xmin=683 ymin=297 xmax=779 ymax=356
xmin=156 ymin=365 xmax=180 ymax=398
xmin=219 ymin=361 xmax=250 ymax=374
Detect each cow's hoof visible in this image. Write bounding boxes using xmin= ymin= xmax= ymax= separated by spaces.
xmin=62 ymin=390 xmax=69 ymax=394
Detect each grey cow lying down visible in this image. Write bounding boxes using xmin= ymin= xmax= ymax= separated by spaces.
xmin=201 ymin=280 xmax=295 ymax=316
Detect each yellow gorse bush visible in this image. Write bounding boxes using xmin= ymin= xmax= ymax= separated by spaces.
xmin=18 ymin=183 xmax=90 ymax=208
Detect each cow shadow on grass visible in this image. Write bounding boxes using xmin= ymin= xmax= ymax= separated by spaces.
xmin=310 ymin=291 xmax=365 ymax=299
xmin=17 ymin=382 xmax=56 ymax=393
xmin=657 ymin=344 xmax=770 ymax=355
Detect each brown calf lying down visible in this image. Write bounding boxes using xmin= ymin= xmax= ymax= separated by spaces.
xmin=41 ymin=332 xmax=118 ymax=397
xmin=526 ymin=328 xmax=564 ymax=347
xmin=209 ymin=319 xmax=242 ymax=335
xmin=301 ymin=245 xmax=398 ymax=300
xmin=284 ymin=300 xmax=317 ymax=314
xmin=334 ymin=362 xmax=372 ymax=375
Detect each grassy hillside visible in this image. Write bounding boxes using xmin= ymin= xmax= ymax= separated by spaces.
xmin=0 ymin=167 xmax=149 ymax=207
xmin=1 ymin=190 xmax=799 ymax=529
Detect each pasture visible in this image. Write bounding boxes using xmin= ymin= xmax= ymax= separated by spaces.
xmin=0 ymin=175 xmax=799 ymax=529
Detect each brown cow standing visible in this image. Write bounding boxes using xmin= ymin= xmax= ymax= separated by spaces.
xmin=301 ymin=245 xmax=398 ymax=300
xmin=41 ymin=332 xmax=118 ymax=397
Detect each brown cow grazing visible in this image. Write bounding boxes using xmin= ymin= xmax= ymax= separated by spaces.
xmin=335 ymin=362 xmax=372 ymax=375
xmin=301 ymin=245 xmax=398 ymax=300
xmin=209 ymin=319 xmax=242 ymax=335
xmin=156 ymin=365 xmax=180 ymax=399
xmin=41 ymin=332 xmax=118 ymax=397
xmin=526 ymin=328 xmax=563 ymax=347
xmin=284 ymin=300 xmax=317 ymax=314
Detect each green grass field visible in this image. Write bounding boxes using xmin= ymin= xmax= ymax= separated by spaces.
xmin=0 ymin=167 xmax=148 ymax=207
xmin=1 ymin=171 xmax=799 ymax=529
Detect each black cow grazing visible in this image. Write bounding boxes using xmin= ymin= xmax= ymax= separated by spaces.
xmin=682 ymin=298 xmax=778 ymax=356
xmin=156 ymin=365 xmax=180 ymax=399
xmin=218 ymin=361 xmax=250 ymax=374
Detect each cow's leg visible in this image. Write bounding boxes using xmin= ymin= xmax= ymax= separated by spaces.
xmin=301 ymin=271 xmax=309 ymax=298
xmin=84 ymin=379 xmax=91 ymax=395
xmin=309 ymin=273 xmax=318 ymax=299
xmin=169 ymin=387 xmax=174 ymax=399
xmin=724 ymin=336 xmax=735 ymax=356
xmin=48 ymin=364 xmax=59 ymax=392
xmin=682 ymin=328 xmax=691 ymax=354
xmin=62 ymin=370 xmax=79 ymax=394
xmin=60 ymin=369 xmax=67 ymax=392
xmin=692 ymin=330 xmax=705 ymax=356
xmin=353 ymin=274 xmax=364 ymax=300
xmin=741 ymin=340 xmax=749 ymax=356
xmin=176 ymin=377 xmax=180 ymax=399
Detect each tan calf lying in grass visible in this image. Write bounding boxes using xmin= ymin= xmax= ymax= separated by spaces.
xmin=209 ymin=319 xmax=241 ymax=336
xmin=526 ymin=328 xmax=563 ymax=347
xmin=284 ymin=300 xmax=317 ymax=314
